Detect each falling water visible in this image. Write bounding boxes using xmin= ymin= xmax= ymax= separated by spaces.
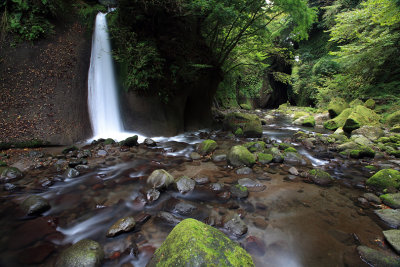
xmin=88 ymin=12 xmax=123 ymax=139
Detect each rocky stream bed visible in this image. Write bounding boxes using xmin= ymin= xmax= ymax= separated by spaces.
xmin=1 ymin=109 xmax=400 ymax=266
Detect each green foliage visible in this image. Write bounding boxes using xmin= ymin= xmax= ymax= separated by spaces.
xmin=0 ymin=0 xmax=69 ymax=41
xmin=74 ymin=2 xmax=106 ymax=30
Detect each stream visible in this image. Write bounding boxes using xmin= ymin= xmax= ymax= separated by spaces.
xmin=0 ymin=113 xmax=392 ymax=267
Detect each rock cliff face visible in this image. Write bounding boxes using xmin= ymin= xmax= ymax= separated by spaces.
xmin=0 ymin=22 xmax=92 ymax=145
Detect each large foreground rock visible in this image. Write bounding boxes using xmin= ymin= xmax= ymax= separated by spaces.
xmin=343 ymin=105 xmax=380 ymax=133
xmin=56 ymin=239 xmax=104 ymax=267
xmin=324 ymin=108 xmax=352 ymax=131
xmin=227 ymin=146 xmax=256 ymax=167
xmin=357 ymin=245 xmax=400 ymax=267
xmin=383 ymin=230 xmax=400 ymax=254
xmin=147 ymin=218 xmax=254 ymax=266
xmin=374 ymin=209 xmax=400 ymax=228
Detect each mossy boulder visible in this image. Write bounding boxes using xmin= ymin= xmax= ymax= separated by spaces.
xmin=197 ymin=140 xmax=218 ymax=156
xmin=223 ymin=113 xmax=262 ymax=138
xmin=257 ymin=153 xmax=273 ymax=164
xmin=357 ymin=245 xmax=400 ymax=267
xmin=21 ymin=195 xmax=51 ymax=215
xmin=390 ymin=125 xmax=400 ymax=133
xmin=56 ymin=239 xmax=104 ymax=267
xmin=147 ymin=169 xmax=174 ymax=189
xmin=327 ymin=97 xmax=349 ymax=118
xmin=386 ymin=111 xmax=400 ymax=126
xmin=244 ymin=141 xmax=266 ymax=153
xmin=301 ymin=116 xmax=315 ymax=127
xmin=351 ymin=126 xmax=384 ymax=141
xmin=267 ymin=147 xmax=284 ymax=163
xmin=349 ymin=99 xmax=363 ymax=107
xmin=103 ymin=138 xmax=115 ymax=145
xmin=227 ymin=146 xmax=256 ymax=167
xmin=380 ymin=193 xmax=400 ymax=209
xmin=293 ymin=111 xmax=309 ymax=120
xmin=234 ymin=128 xmax=243 ymax=136
xmin=366 ymin=169 xmax=400 ymax=190
xmin=364 ymin=99 xmax=375 ymax=109
xmin=309 ymin=169 xmax=334 ymax=186
xmin=284 ymin=147 xmax=298 ymax=153
xmin=147 ymin=218 xmax=254 ymax=267
xmin=120 ymin=135 xmax=138 ymax=147
xmin=349 ymin=146 xmax=375 ymax=159
xmin=240 ymin=103 xmax=252 ymax=110
xmin=343 ymin=105 xmax=381 ymax=133
xmin=324 ymin=108 xmax=352 ymax=131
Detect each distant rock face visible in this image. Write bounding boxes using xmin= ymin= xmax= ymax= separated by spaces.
xmin=147 ymin=219 xmax=254 ymax=266
xmin=223 ymin=112 xmax=262 ymax=137
xmin=56 ymin=239 xmax=104 ymax=267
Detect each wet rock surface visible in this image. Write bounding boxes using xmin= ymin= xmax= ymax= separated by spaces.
xmin=106 ymin=216 xmax=136 ymax=237
xmin=56 ymin=239 xmax=104 ymax=267
xmin=21 ymin=195 xmax=51 ymax=215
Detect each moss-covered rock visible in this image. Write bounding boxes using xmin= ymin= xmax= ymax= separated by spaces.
xmin=349 ymin=99 xmax=363 ymax=107
xmin=278 ymin=143 xmax=291 ymax=150
xmin=386 ymin=111 xmax=400 ymax=127
xmin=390 ymin=125 xmax=400 ymax=133
xmin=234 ymin=128 xmax=243 ymax=136
xmin=197 ymin=140 xmax=218 ymax=156
xmin=357 ymin=245 xmax=400 ymax=267
xmin=56 ymin=239 xmax=104 ymax=267
xmin=364 ymin=99 xmax=375 ymax=109
xmin=343 ymin=105 xmax=380 ymax=133
xmin=147 ymin=218 xmax=254 ymax=267
xmin=103 ymin=138 xmax=115 ymax=145
xmin=240 ymin=103 xmax=252 ymax=110
xmin=349 ymin=146 xmax=375 ymax=159
xmin=244 ymin=141 xmax=266 ymax=153
xmin=380 ymin=193 xmax=400 ymax=209
xmin=227 ymin=146 xmax=256 ymax=167
xmin=324 ymin=108 xmax=352 ymax=131
xmin=351 ymin=126 xmax=384 ymax=141
xmin=366 ymin=169 xmax=400 ymax=190
xmin=223 ymin=112 xmax=262 ymax=138
xmin=257 ymin=153 xmax=273 ymax=164
xmin=0 ymin=166 xmax=23 ymax=182
xmin=21 ymin=195 xmax=51 ymax=215
xmin=62 ymin=146 xmax=78 ymax=154
xmin=309 ymin=169 xmax=334 ymax=186
xmin=120 ymin=135 xmax=138 ymax=147
xmin=301 ymin=116 xmax=315 ymax=127
xmin=337 ymin=141 xmax=359 ymax=152
xmin=327 ymin=97 xmax=349 ymax=118
xmin=389 ymin=151 xmax=400 ymax=158
xmin=293 ymin=111 xmax=309 ymax=120
xmin=268 ymin=147 xmax=284 ymax=163
xmin=284 ymin=147 xmax=298 ymax=153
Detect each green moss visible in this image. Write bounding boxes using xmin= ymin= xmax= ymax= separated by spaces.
xmin=227 ymin=145 xmax=256 ymax=167
xmin=365 ymin=165 xmax=377 ymax=171
xmin=120 ymin=135 xmax=138 ymax=147
xmin=284 ymin=147 xmax=298 ymax=153
xmin=0 ymin=139 xmax=49 ymax=150
xmin=389 ymin=151 xmax=400 ymax=158
xmin=377 ymin=137 xmax=391 ymax=143
xmin=235 ymin=184 xmax=248 ymax=192
xmin=278 ymin=143 xmax=291 ymax=150
xmin=301 ymin=116 xmax=316 ymax=127
xmin=293 ymin=111 xmax=309 ymax=120
xmin=350 ymin=150 xmax=361 ymax=158
xmin=257 ymin=153 xmax=273 ymax=164
xmin=244 ymin=141 xmax=266 ymax=153
xmin=389 ymin=135 xmax=400 ymax=143
xmin=197 ymin=140 xmax=218 ymax=155
xmin=366 ymin=169 xmax=400 ymax=190
xmin=0 ymin=161 xmax=7 ymax=167
xmin=364 ymin=99 xmax=375 ymax=109
xmin=324 ymin=108 xmax=352 ymax=131
xmin=349 ymin=99 xmax=364 ymax=107
xmin=327 ymin=97 xmax=349 ymax=118
xmin=234 ymin=128 xmax=243 ymax=136
xmin=386 ymin=110 xmax=400 ymax=126
xmin=147 ymin=219 xmax=254 ymax=267
xmin=240 ymin=103 xmax=252 ymax=110
xmin=343 ymin=105 xmax=381 ymax=133
xmin=380 ymin=193 xmax=400 ymax=208
xmin=103 ymin=138 xmax=115 ymax=145
xmin=390 ymin=125 xmax=400 ymax=133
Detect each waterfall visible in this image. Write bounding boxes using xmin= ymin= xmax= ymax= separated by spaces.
xmin=88 ymin=12 xmax=145 ymax=142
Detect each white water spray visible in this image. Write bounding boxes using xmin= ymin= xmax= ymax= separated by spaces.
xmin=88 ymin=12 xmax=145 ymax=142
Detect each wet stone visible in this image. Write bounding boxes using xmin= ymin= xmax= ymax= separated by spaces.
xmin=190 ymin=152 xmax=202 ymax=160
xmin=383 ymin=230 xmax=400 ymax=254
xmin=156 ymin=211 xmax=182 ymax=225
xmin=144 ymin=138 xmax=157 ymax=147
xmin=244 ymin=236 xmax=266 ymax=256
xmin=106 ymin=216 xmax=136 ymax=237
xmin=374 ymin=209 xmax=400 ymax=228
xmin=146 ymin=188 xmax=160 ymax=202
xmin=134 ymin=213 xmax=151 ymax=225
xmin=147 ymin=169 xmax=174 ymax=189
xmin=40 ymin=178 xmax=53 ymax=187
xmin=230 ymin=184 xmax=249 ymax=199
xmin=253 ymin=218 xmax=268 ymax=229
xmin=224 ymin=214 xmax=248 ymax=237
xmin=236 ymin=167 xmax=253 ymax=175
xmin=194 ymin=176 xmax=210 ymax=185
xmin=97 ymin=150 xmax=108 ymax=157
xmin=4 ymin=182 xmax=16 ymax=191
xmin=209 ymin=183 xmax=224 ymax=191
xmin=0 ymin=166 xmax=23 ymax=182
xmin=21 ymin=195 xmax=51 ymax=215
xmin=172 ymin=202 xmax=197 ymax=216
xmin=176 ymin=176 xmax=196 ymax=194
xmin=363 ymin=193 xmax=381 ymax=204
xmin=103 ymin=237 xmax=139 ymax=260
xmin=65 ymin=168 xmax=80 ymax=178
xmin=289 ymin=167 xmax=299 ymax=176
xmin=212 ymin=154 xmax=227 ymax=162
xmin=238 ymin=178 xmax=266 ymax=192
xmin=56 ymin=239 xmax=104 ymax=267
xmin=357 ymin=245 xmax=400 ymax=267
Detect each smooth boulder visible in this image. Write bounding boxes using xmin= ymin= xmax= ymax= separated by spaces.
xmin=147 ymin=169 xmax=174 ymax=189
xmin=197 ymin=140 xmax=218 ymax=156
xmin=56 ymin=239 xmax=104 ymax=267
xmin=21 ymin=195 xmax=51 ymax=215
xmin=366 ymin=169 xmax=400 ymax=191
xmin=227 ymin=146 xmax=256 ymax=167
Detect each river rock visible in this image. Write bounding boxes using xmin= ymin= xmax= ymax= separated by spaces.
xmin=193 ymin=176 xmax=209 ymax=185
xmin=380 ymin=193 xmax=400 ymax=209
xmin=283 ymin=152 xmax=306 ymax=166
xmin=374 ymin=209 xmax=400 ymax=228
xmin=244 ymin=236 xmax=266 ymax=256
xmin=324 ymin=108 xmax=352 ymax=131
xmin=289 ymin=167 xmax=299 ymax=176
xmin=147 ymin=169 xmax=174 ymax=189
xmin=56 ymin=239 xmax=104 ymax=267
xmin=209 ymin=183 xmax=223 ymax=191
xmin=97 ymin=150 xmax=108 ymax=157
xmin=172 ymin=202 xmax=197 ymax=216
xmin=224 ymin=214 xmax=248 ymax=237
xmin=230 ymin=184 xmax=249 ymax=198
xmin=147 ymin=218 xmax=254 ymax=266
xmin=190 ymin=152 xmax=201 ymax=160
xmin=383 ymin=230 xmax=400 ymax=254
xmin=4 ymin=183 xmax=17 ymax=191
xmin=144 ymin=138 xmax=157 ymax=147
xmin=176 ymin=176 xmax=195 ymax=194
xmin=197 ymin=140 xmax=218 ymax=155
xmin=238 ymin=178 xmax=266 ymax=192
xmin=366 ymin=169 xmax=400 ymax=191
xmin=257 ymin=153 xmax=273 ymax=164
xmin=21 ymin=195 xmax=51 ymax=215
xmin=146 ymin=188 xmax=160 ymax=202
xmin=352 ymin=126 xmax=384 ymax=141
xmin=0 ymin=166 xmax=23 ymax=182
xmin=343 ymin=105 xmax=380 ymax=133
xmin=103 ymin=238 xmax=138 ymax=260
xmin=236 ymin=167 xmax=253 ymax=175
xmin=309 ymin=169 xmax=334 ymax=186
xmin=363 ymin=193 xmax=381 ymax=204
xmin=212 ymin=154 xmax=226 ymax=162
xmin=223 ymin=112 xmax=262 ymax=138
xmin=65 ymin=168 xmax=80 ymax=178
xmin=106 ymin=216 xmax=136 ymax=237
xmin=314 ymin=112 xmax=330 ymax=125
xmin=120 ymin=136 xmax=138 ymax=147
xmin=228 ymin=145 xmax=256 ymax=167
xmin=268 ymin=147 xmax=284 ymax=163
xmin=357 ymin=245 xmax=400 ymax=267
xmin=157 ymin=211 xmax=182 ymax=225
